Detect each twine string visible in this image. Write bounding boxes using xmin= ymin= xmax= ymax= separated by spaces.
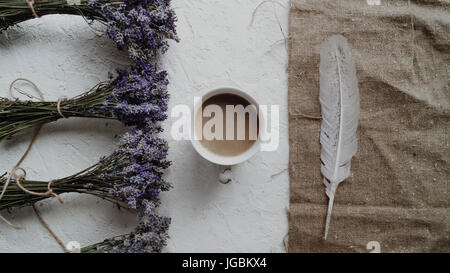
xmin=14 ymin=176 xmax=64 ymax=204
xmin=26 ymin=0 xmax=40 ymax=19
xmin=0 ymin=79 xmax=65 ymax=232
xmin=0 ymin=126 xmax=44 ymax=229
xmin=56 ymin=97 xmax=68 ymax=119
xmin=9 ymin=78 xmax=69 ymax=119
xmin=32 ymin=204 xmax=68 ymax=252
xmin=250 ymin=0 xmax=285 ymax=27
xmin=9 ymin=78 xmax=44 ymax=101
xmin=0 ymin=78 xmax=67 ymax=251
xmin=250 ymin=1 xmax=289 ymax=53
xmin=0 ymin=214 xmax=24 ymax=230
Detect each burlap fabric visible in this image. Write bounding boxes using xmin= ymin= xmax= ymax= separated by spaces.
xmin=288 ymin=0 xmax=449 ymax=252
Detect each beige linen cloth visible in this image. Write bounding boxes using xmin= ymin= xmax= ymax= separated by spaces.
xmin=288 ymin=0 xmax=449 ymax=252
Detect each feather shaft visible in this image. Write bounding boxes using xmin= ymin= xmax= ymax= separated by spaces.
xmin=324 ymin=180 xmax=337 ymax=239
xmin=319 ymin=35 xmax=360 ymax=240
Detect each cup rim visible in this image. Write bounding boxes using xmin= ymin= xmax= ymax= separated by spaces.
xmin=190 ymin=87 xmax=264 ymax=166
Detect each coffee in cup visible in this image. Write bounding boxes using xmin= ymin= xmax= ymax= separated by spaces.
xmin=191 ymin=88 xmax=263 ymax=166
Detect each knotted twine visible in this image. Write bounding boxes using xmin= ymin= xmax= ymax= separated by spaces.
xmin=26 ymin=0 xmax=40 ymax=19
xmin=0 ymin=78 xmax=69 ymax=252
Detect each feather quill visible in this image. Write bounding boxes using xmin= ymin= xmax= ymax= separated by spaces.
xmin=319 ymin=35 xmax=360 ymax=240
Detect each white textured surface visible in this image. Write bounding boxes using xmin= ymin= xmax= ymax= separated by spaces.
xmin=0 ymin=0 xmax=290 ymax=253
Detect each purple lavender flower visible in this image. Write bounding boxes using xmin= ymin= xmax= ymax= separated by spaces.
xmin=57 ymin=62 xmax=171 ymax=130
xmin=104 ymin=62 xmax=170 ymax=128
xmin=98 ymin=128 xmax=171 ymax=214
xmin=1 ymin=128 xmax=171 ymax=221
xmin=83 ymin=214 xmax=171 ymax=253
xmin=91 ymin=0 xmax=179 ymax=61
xmin=1 ymin=1 xmax=176 ymax=254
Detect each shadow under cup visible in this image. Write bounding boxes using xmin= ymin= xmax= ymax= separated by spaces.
xmin=191 ymin=88 xmax=262 ymax=166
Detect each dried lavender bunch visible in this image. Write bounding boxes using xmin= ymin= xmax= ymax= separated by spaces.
xmin=92 ymin=0 xmax=179 ymax=61
xmin=0 ymin=62 xmax=169 ymax=141
xmin=0 ymin=0 xmax=106 ymax=29
xmin=0 ymin=128 xmax=171 ymax=213
xmin=0 ymin=0 xmax=178 ymax=61
xmin=82 ymin=213 xmax=170 ymax=253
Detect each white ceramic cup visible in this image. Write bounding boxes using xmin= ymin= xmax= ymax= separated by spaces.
xmin=191 ymin=87 xmax=264 ymax=169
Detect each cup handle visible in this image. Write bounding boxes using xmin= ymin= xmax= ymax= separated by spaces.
xmin=219 ymin=167 xmax=233 ymax=184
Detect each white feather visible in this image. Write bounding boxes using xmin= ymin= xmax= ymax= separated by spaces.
xmin=319 ymin=35 xmax=360 ymax=240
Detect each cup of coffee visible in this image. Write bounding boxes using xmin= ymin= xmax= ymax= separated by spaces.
xmin=191 ymin=87 xmax=264 ymax=171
